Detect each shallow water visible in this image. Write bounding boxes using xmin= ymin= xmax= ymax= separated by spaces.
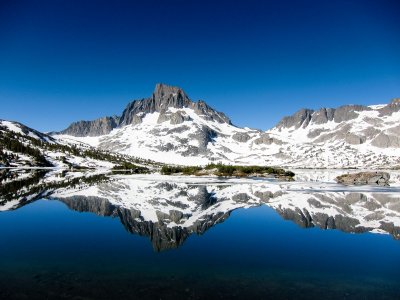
xmin=1 ymin=173 xmax=400 ymax=299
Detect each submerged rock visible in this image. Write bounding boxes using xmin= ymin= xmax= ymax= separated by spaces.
xmin=335 ymin=171 xmax=390 ymax=186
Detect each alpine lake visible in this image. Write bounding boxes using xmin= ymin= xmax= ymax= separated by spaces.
xmin=1 ymin=168 xmax=400 ymax=300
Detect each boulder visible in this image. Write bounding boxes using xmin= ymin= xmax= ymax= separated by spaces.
xmin=232 ymin=132 xmax=251 ymax=143
xmin=345 ymin=133 xmax=365 ymax=145
xmin=335 ymin=171 xmax=390 ymax=186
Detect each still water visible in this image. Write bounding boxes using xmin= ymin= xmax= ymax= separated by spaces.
xmin=1 ymin=172 xmax=400 ymax=299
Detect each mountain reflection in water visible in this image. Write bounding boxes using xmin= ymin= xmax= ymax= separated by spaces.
xmin=1 ymin=172 xmax=400 ymax=251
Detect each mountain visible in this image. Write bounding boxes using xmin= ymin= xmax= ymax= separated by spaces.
xmin=60 ymin=83 xmax=230 ymax=137
xmin=0 ymin=119 xmax=150 ymax=170
xmin=54 ymin=84 xmax=400 ymax=168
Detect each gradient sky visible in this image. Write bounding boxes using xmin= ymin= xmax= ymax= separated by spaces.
xmin=0 ymin=0 xmax=399 ymax=131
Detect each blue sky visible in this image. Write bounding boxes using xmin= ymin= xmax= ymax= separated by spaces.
xmin=0 ymin=0 xmax=399 ymax=131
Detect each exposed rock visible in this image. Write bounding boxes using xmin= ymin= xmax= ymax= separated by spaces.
xmin=380 ymin=221 xmax=400 ymax=240
xmin=307 ymin=128 xmax=327 ymax=139
xmin=232 ymin=193 xmax=250 ymax=202
xmin=361 ymin=127 xmax=381 ymax=137
xmin=191 ymin=100 xmax=231 ymax=124
xmin=345 ymin=133 xmax=365 ymax=145
xmin=276 ymin=109 xmax=314 ymax=129
xmin=335 ymin=172 xmax=390 ymax=186
xmin=311 ymin=108 xmax=335 ymax=124
xmin=254 ymin=191 xmax=273 ymax=202
xmin=333 ymin=105 xmax=369 ymax=123
xmin=188 ymin=126 xmax=217 ymax=151
xmin=275 ymin=105 xmax=370 ymax=129
xmin=232 ymin=132 xmax=251 ymax=143
xmin=313 ymin=124 xmax=351 ymax=143
xmin=371 ymin=133 xmax=400 ymax=148
xmin=254 ymin=133 xmax=283 ymax=145
xmin=156 ymin=111 xmax=171 ymax=124
xmin=157 ymin=111 xmax=191 ymax=125
xmin=131 ymin=115 xmax=143 ymax=126
xmin=170 ymin=112 xmax=185 ymax=125
xmin=167 ymin=125 xmax=190 ymax=134
xmin=60 ymin=116 xmax=119 ymax=137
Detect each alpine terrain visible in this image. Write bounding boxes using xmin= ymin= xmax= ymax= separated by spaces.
xmin=53 ymin=83 xmax=400 ymax=169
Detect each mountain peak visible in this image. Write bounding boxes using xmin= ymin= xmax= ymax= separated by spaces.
xmin=154 ymin=83 xmax=184 ymax=98
xmin=152 ymin=83 xmax=191 ymax=109
xmin=58 ymin=84 xmax=231 ymax=136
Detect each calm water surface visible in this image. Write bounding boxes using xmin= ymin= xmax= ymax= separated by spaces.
xmin=1 ymin=172 xmax=400 ymax=299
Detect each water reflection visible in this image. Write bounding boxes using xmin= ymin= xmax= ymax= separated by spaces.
xmin=1 ymin=172 xmax=400 ymax=251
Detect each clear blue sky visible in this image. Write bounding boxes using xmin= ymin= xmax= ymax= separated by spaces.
xmin=0 ymin=0 xmax=399 ymax=131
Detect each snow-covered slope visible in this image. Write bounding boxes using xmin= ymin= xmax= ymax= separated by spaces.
xmin=0 ymin=120 xmax=55 ymax=143
xmin=0 ymin=119 xmax=137 ymax=170
xmin=54 ymin=84 xmax=400 ymax=168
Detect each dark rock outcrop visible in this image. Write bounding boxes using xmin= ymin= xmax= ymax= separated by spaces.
xmin=232 ymin=132 xmax=251 ymax=143
xmin=275 ymin=104 xmax=370 ymax=129
xmin=276 ymin=109 xmax=314 ymax=129
xmin=60 ymin=116 xmax=119 ymax=137
xmin=254 ymin=133 xmax=283 ymax=145
xmin=311 ymin=108 xmax=335 ymax=124
xmin=335 ymin=172 xmax=390 ymax=186
xmin=333 ymin=105 xmax=370 ymax=123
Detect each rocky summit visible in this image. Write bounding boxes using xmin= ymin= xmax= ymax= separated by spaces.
xmin=60 ymin=83 xmax=231 ymax=137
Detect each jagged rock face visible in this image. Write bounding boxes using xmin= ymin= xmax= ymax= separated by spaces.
xmin=276 ymin=207 xmax=371 ymax=233
xmin=60 ymin=116 xmax=119 ymax=137
xmin=120 ymin=84 xmax=231 ymax=126
xmin=333 ymin=105 xmax=370 ymax=123
xmin=311 ymin=108 xmax=335 ymax=124
xmin=276 ymin=105 xmax=371 ymax=130
xmin=190 ymin=100 xmax=231 ymax=124
xmin=120 ymin=84 xmax=193 ymax=126
xmin=276 ymin=108 xmax=314 ymax=129
xmin=59 ymin=83 xmax=231 ymax=137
